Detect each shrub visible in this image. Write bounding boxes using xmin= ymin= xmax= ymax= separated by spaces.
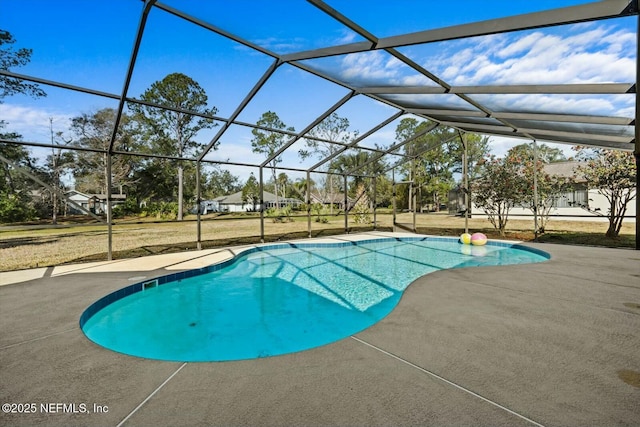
xmin=112 ymin=197 xmax=141 ymax=218
xmin=141 ymin=201 xmax=179 ymax=220
xmin=266 ymin=206 xmax=293 ymax=223
xmin=0 ymin=192 xmax=36 ymax=223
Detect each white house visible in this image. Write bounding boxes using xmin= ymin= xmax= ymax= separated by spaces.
xmin=309 ymin=192 xmax=353 ymax=211
xmin=213 ymin=191 xmax=303 ymax=212
xmin=65 ymin=190 xmax=127 ymax=215
xmin=462 ymin=161 xmax=636 ymax=222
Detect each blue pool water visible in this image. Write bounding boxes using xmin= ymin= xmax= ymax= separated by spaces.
xmin=80 ymin=237 xmax=549 ymax=362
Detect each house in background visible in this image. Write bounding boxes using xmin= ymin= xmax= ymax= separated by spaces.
xmin=310 ymin=192 xmax=353 ymax=211
xmin=193 ymin=200 xmax=222 ymax=214
xmin=450 ymin=161 xmax=636 ymax=222
xmin=213 ymin=190 xmax=303 ymax=212
xmin=65 ymin=190 xmax=127 ymax=215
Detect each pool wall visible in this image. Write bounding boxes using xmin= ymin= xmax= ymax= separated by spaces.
xmin=79 ymin=236 xmax=549 ymax=329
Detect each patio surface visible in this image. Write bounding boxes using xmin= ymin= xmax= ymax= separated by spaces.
xmin=1 ymin=232 xmax=639 ymax=427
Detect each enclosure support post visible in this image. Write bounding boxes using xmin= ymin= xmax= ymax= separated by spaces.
xmin=373 ymin=176 xmax=377 ymax=230
xmin=106 ymin=152 xmax=113 ymax=261
xmin=635 ymin=147 xmax=639 ymax=251
xmin=408 ymin=162 xmax=413 ymax=213
xmin=196 ymin=161 xmax=202 ymax=250
xmin=344 ymin=174 xmax=349 ymax=233
xmin=306 ymin=171 xmax=312 ymax=238
xmin=533 ymin=139 xmax=539 ymax=241
xmin=259 ymin=166 xmax=265 ymax=243
xmin=635 ymin=11 xmax=639 ymax=250
xmin=462 ymin=132 xmax=469 ymax=234
xmin=392 ymin=169 xmax=397 ymax=231
xmin=412 ymin=159 xmax=417 ymax=232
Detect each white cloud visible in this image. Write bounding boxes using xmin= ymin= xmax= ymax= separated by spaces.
xmin=601 ymin=30 xmax=636 ymax=54
xmin=0 ymin=104 xmax=72 ymax=142
xmin=205 ymin=140 xmax=262 ymax=163
xmin=401 ymin=74 xmax=432 ymax=86
xmin=426 ymin=22 xmax=636 ymax=86
xmin=341 ymin=51 xmax=403 ymax=83
xmin=482 ymin=93 xmax=632 ymax=117
xmin=251 ymin=37 xmax=306 ymax=53
xmin=334 ymin=29 xmax=358 ymax=45
xmin=497 ymin=32 xmax=545 ymax=58
xmin=333 ymin=20 xmax=635 ymax=100
xmin=486 ymin=135 xmax=576 ymax=159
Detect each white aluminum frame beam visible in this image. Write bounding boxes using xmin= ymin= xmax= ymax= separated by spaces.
xmin=358 ymin=83 xmax=634 ymax=95
xmin=378 ymin=0 xmax=634 ymax=49
xmin=408 ymin=107 xmax=633 ymax=125
xmin=289 ymin=0 xmax=634 ymax=61
xmin=440 ymin=121 xmax=633 ymax=144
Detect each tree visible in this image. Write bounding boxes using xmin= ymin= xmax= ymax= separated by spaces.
xmin=374 ymin=174 xmax=394 ymax=208
xmin=241 ymin=173 xmax=260 ymax=211
xmin=352 ymin=182 xmax=371 ymax=224
xmin=330 ymin=152 xmax=366 ymax=189
xmin=395 ymin=117 xmax=427 ymax=200
xmin=301 ymin=113 xmax=358 ymax=214
xmin=250 ymin=111 xmax=294 ymax=209
xmin=276 ymin=172 xmax=290 ymax=199
xmin=472 ymin=155 xmax=527 ymax=236
xmin=130 ymin=73 xmax=218 ymax=220
xmin=329 ymin=150 xmax=384 ymax=202
xmin=0 ymin=30 xmax=45 ymax=222
xmin=507 ymin=142 xmax=567 ymax=164
xmin=44 ymin=118 xmax=74 ymax=223
xmin=0 ymin=133 xmax=37 ymax=223
xmin=202 ymin=167 xmax=241 ymax=198
xmin=505 ymin=143 xmax=572 ymax=233
xmin=575 ymin=147 xmax=636 ymax=237
xmin=395 ymin=119 xmax=454 ymax=211
xmin=70 ymin=108 xmax=140 ymax=196
xmin=131 ymin=158 xmax=177 ymax=203
xmin=0 ymin=30 xmax=46 ymax=99
xmin=0 ymin=129 xmax=32 ymax=194
xmin=448 ymin=133 xmax=491 ymax=180
xmin=291 ymin=177 xmax=311 ymax=200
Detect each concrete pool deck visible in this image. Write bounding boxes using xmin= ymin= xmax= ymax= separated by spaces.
xmin=1 ymin=232 xmax=639 ymax=426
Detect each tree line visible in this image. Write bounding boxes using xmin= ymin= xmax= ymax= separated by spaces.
xmin=1 ymin=30 xmax=636 ymax=238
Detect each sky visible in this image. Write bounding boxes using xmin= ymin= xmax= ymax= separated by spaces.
xmin=0 ymin=0 xmax=636 ymax=183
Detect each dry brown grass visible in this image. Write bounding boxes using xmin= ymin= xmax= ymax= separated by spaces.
xmin=0 ymin=212 xmax=635 ymax=272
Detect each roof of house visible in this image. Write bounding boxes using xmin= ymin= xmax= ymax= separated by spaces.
xmin=543 ymin=161 xmax=586 ymax=182
xmin=213 ymin=190 xmax=278 ymax=204
xmin=65 ymin=189 xmax=91 ymax=199
xmin=91 ymin=194 xmax=127 ymax=200
xmin=64 ymin=190 xmax=127 ymax=200
xmin=310 ymin=192 xmax=353 ymax=204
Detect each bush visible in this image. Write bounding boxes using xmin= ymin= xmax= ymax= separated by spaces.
xmin=141 ymin=201 xmax=179 ymax=220
xmin=112 ymin=197 xmax=141 ymax=218
xmin=0 ymin=192 xmax=36 ymax=223
xmin=266 ymin=206 xmax=293 ymax=223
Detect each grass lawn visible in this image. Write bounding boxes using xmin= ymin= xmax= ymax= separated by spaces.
xmin=0 ymin=211 xmax=635 ymax=272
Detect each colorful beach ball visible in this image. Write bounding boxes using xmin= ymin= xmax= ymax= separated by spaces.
xmin=459 ymin=233 xmax=472 ymax=245
xmin=470 ymin=232 xmax=487 ymax=246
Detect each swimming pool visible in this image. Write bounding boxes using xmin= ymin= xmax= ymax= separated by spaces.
xmin=80 ymin=237 xmax=549 ymax=362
